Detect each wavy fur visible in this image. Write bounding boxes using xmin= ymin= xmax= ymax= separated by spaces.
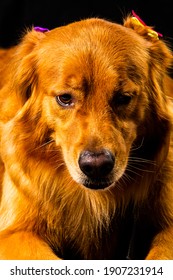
xmin=0 ymin=16 xmax=173 ymax=259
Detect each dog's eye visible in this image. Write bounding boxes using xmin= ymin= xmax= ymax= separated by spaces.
xmin=115 ymin=92 xmax=132 ymax=106
xmin=56 ymin=94 xmax=74 ymax=107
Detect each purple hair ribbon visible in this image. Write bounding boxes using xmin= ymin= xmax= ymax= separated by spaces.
xmin=34 ymin=26 xmax=50 ymax=33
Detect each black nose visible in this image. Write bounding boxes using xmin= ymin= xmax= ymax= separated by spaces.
xmin=78 ymin=149 xmax=115 ymax=178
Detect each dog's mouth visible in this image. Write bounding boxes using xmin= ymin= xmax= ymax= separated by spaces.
xmin=82 ymin=179 xmax=115 ymax=190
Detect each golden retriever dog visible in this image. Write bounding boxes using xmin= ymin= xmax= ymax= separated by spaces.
xmin=0 ymin=13 xmax=173 ymax=260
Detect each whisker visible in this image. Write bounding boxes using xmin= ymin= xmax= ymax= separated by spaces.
xmin=31 ymin=139 xmax=55 ymax=152
xmin=128 ymin=157 xmax=156 ymax=165
xmin=117 ymin=172 xmax=136 ymax=189
xmin=128 ymin=165 xmax=155 ymax=173
xmin=123 ymin=172 xmax=136 ymax=183
xmin=131 ymin=137 xmax=144 ymax=151
xmin=54 ymin=162 xmax=65 ymax=170
xmin=37 ymin=139 xmax=55 ymax=149
xmin=115 ymin=182 xmax=124 ymax=191
xmin=125 ymin=167 xmax=143 ymax=178
xmin=127 ymin=156 xmax=157 ymax=174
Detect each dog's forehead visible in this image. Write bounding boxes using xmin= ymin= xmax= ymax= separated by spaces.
xmin=38 ymin=18 xmax=148 ymax=88
xmin=45 ymin=18 xmax=146 ymax=52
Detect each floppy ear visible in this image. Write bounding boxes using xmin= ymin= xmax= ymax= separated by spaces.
xmin=124 ymin=14 xmax=172 ymax=118
xmin=124 ymin=14 xmax=172 ymax=165
xmin=12 ymin=29 xmax=46 ymax=103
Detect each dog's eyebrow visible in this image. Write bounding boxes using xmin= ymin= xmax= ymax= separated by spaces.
xmin=65 ymin=75 xmax=90 ymax=93
xmin=126 ymin=62 xmax=144 ymax=85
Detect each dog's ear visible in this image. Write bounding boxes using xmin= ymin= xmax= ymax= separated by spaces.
xmin=124 ymin=14 xmax=172 ymax=117
xmin=123 ymin=14 xmax=172 ymax=70
xmin=124 ymin=14 xmax=172 ymax=165
xmin=12 ymin=29 xmax=47 ymax=103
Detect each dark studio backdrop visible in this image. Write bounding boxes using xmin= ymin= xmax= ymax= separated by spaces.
xmin=0 ymin=0 xmax=172 ymax=48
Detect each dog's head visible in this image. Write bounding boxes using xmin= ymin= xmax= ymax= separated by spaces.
xmin=1 ymin=16 xmax=172 ymax=192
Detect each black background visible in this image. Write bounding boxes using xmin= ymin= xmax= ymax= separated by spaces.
xmin=0 ymin=0 xmax=172 ymax=49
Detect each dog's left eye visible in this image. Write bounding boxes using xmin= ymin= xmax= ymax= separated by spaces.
xmin=56 ymin=94 xmax=74 ymax=107
xmin=115 ymin=92 xmax=133 ymax=106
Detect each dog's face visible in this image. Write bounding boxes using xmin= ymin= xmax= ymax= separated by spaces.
xmin=1 ymin=18 xmax=171 ymax=192
xmin=36 ymin=19 xmax=150 ymax=190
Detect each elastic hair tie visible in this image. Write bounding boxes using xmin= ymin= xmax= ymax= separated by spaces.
xmin=132 ymin=10 xmax=163 ymax=39
xmin=34 ymin=26 xmax=50 ymax=33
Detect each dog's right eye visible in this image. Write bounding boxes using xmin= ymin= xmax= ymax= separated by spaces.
xmin=56 ymin=94 xmax=74 ymax=107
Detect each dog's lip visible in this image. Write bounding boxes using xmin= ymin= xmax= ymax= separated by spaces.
xmin=82 ymin=180 xmax=115 ymax=190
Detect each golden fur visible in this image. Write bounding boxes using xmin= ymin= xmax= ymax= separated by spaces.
xmin=0 ymin=16 xmax=173 ymax=259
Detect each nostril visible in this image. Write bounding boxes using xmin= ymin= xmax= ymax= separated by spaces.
xmin=78 ymin=149 xmax=115 ymax=178
xmin=81 ymin=162 xmax=93 ymax=176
